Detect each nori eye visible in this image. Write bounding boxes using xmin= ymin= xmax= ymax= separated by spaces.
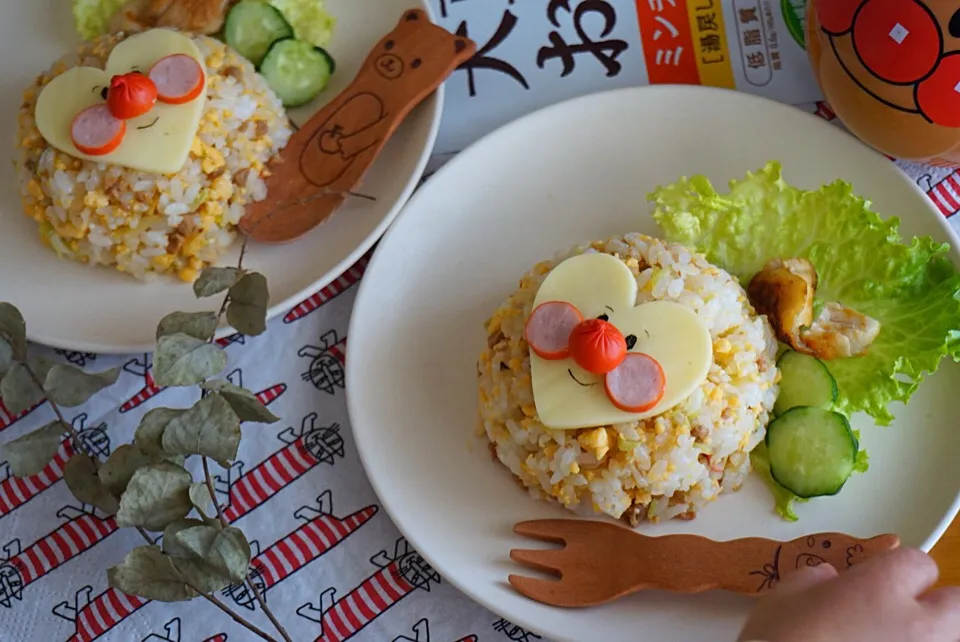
xmin=597 ymin=314 xmax=609 ymax=321
xmin=100 ymin=87 xmax=108 ymax=100
xmin=625 ymin=335 xmax=637 ymax=350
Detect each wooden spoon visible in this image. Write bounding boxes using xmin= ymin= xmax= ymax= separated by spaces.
xmin=508 ymin=519 xmax=900 ymax=607
xmin=238 ymin=8 xmax=477 ymax=244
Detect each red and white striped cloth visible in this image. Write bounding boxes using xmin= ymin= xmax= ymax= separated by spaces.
xmin=4 ymin=3 xmax=960 ymax=640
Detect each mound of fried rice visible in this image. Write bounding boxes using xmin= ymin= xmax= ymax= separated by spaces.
xmin=477 ymin=234 xmax=780 ymax=525
xmin=14 ymin=30 xmax=293 ymax=282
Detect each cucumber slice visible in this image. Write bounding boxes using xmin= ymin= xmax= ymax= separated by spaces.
xmin=316 ymin=47 xmax=336 ymax=75
xmin=773 ymin=350 xmax=838 ymax=415
xmin=259 ymin=38 xmax=334 ymax=107
xmin=225 ymin=1 xmax=294 ymax=67
xmin=766 ymin=406 xmax=858 ymax=498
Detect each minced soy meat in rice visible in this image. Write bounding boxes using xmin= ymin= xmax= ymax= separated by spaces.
xmin=477 ymin=234 xmax=780 ymax=525
xmin=15 ymin=30 xmax=293 ymax=282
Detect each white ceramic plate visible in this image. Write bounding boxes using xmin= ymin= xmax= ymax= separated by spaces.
xmin=0 ymin=0 xmax=441 ymax=354
xmin=347 ymin=85 xmax=960 ymax=642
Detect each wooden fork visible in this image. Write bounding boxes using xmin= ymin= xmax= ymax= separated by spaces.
xmin=508 ymin=519 xmax=900 ymax=608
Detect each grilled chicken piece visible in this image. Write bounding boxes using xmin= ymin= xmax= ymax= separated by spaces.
xmin=110 ymin=0 xmax=233 ymax=36
xmin=799 ymin=302 xmax=882 ymax=360
xmin=747 ymin=258 xmax=817 ymax=353
xmin=748 ymin=258 xmax=881 ymax=359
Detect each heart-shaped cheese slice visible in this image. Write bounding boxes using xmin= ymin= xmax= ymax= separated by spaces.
xmin=35 ymin=29 xmax=207 ymax=175
xmin=530 ymin=253 xmax=713 ymax=430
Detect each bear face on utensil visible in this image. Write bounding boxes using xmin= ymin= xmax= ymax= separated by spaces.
xmin=368 ymin=9 xmax=472 ymax=82
xmin=808 ymin=0 xmax=960 ymax=166
xmin=526 ymin=253 xmax=713 ymax=431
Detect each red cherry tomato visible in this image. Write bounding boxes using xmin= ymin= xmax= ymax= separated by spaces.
xmin=817 ymin=0 xmax=864 ymax=35
xmin=917 ymin=53 xmax=960 ymax=128
xmin=568 ymin=319 xmax=627 ymax=375
xmin=107 ymin=72 xmax=158 ymax=120
xmin=852 ymin=0 xmax=941 ymax=84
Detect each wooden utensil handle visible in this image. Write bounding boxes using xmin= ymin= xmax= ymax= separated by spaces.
xmin=624 ymin=531 xmax=900 ymax=596
xmin=238 ymin=8 xmax=477 ymax=244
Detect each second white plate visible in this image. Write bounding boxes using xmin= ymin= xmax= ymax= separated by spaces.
xmin=0 ymin=0 xmax=442 ymax=353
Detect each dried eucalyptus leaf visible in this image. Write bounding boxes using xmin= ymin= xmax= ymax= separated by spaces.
xmin=226 ymin=273 xmax=268 ymax=336
xmin=29 ymin=356 xmax=56 ymax=384
xmin=157 ymin=311 xmax=219 ymax=342
xmin=175 ymin=525 xmax=251 ymax=583
xmin=189 ymin=482 xmax=215 ymax=517
xmin=0 ymin=420 xmax=66 ymax=477
xmin=0 ymin=339 xmax=12 ymax=380
xmin=153 ymin=334 xmax=227 ymax=387
xmin=193 ymin=267 xmax=241 ymax=298
xmin=171 ymin=556 xmax=231 ymax=593
xmin=163 ymin=520 xmax=231 ymax=592
xmin=135 ymin=407 xmax=187 ymax=457
xmin=116 ymin=462 xmax=192 ymax=531
xmin=107 ymin=546 xmax=197 ymax=602
xmin=43 ymin=365 xmax=120 ymax=407
xmin=208 ymin=527 xmax=251 ymax=583
xmin=161 ymin=394 xmax=240 ymax=467
xmin=172 ymin=524 xmax=219 ymax=557
xmin=98 ymin=444 xmax=152 ymax=496
xmin=0 ymin=362 xmax=44 ymax=415
xmin=200 ymin=379 xmax=280 ymax=423
xmin=64 ymin=454 xmax=120 ymax=514
xmin=162 ymin=518 xmax=206 ymax=557
xmin=0 ymin=303 xmax=27 ymax=358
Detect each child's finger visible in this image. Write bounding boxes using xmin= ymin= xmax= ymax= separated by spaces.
xmin=773 ymin=562 xmax=838 ymax=596
xmin=920 ymin=586 xmax=960 ymax=639
xmin=841 ymin=547 xmax=940 ymax=598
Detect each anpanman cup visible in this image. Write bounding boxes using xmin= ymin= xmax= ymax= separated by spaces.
xmin=807 ymin=0 xmax=960 ymax=167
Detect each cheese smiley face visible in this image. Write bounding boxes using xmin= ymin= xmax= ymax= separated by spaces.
xmin=526 ymin=253 xmax=713 ymax=430
xmin=35 ymin=29 xmax=207 ymax=175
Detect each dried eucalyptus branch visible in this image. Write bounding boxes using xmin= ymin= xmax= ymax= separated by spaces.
xmin=194 ymin=250 xmax=293 ymax=642
xmin=0 ymin=246 xmax=288 ymax=642
xmin=201 ymin=456 xmax=227 ymax=524
xmin=249 ymin=578 xmax=292 ymax=642
xmin=192 ymin=589 xmax=280 ymax=642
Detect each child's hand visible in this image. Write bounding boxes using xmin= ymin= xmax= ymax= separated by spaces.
xmin=738 ymin=547 xmax=960 ymax=642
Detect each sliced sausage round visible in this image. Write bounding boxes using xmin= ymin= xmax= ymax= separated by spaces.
xmin=604 ymin=353 xmax=665 ymax=413
xmin=149 ymin=54 xmax=206 ymax=105
xmin=524 ymin=301 xmax=583 ymax=360
xmin=71 ymin=104 xmax=126 ymax=156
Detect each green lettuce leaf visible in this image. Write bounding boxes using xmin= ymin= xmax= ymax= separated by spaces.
xmin=650 ymin=161 xmax=960 ymax=426
xmin=72 ymin=0 xmax=127 ymax=41
xmin=750 ymin=444 xmax=805 ymax=522
xmin=750 ymin=430 xmax=871 ymax=521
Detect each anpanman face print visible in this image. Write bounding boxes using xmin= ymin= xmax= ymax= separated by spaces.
xmin=525 ymin=253 xmax=713 ymax=431
xmin=807 ymin=0 xmax=960 ymax=166
xmin=34 ymin=29 xmax=208 ymax=175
